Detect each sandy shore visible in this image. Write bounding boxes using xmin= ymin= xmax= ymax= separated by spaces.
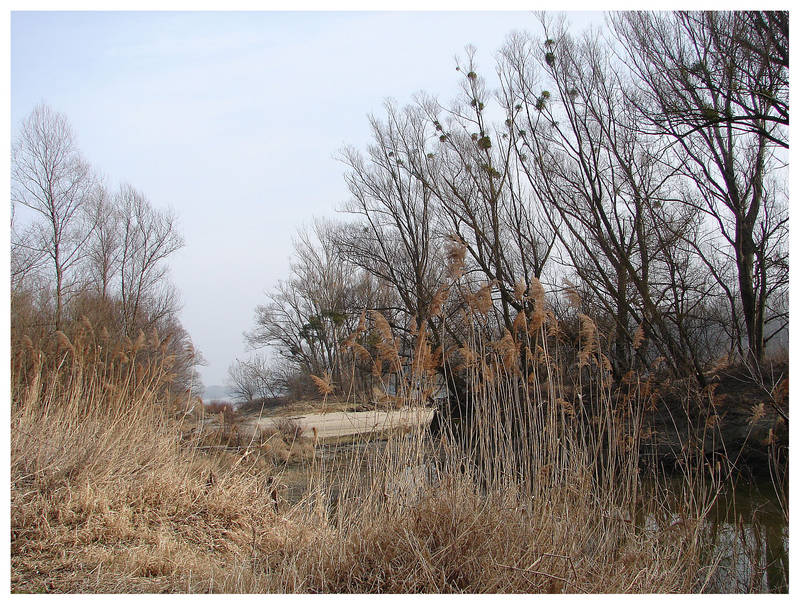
xmin=249 ymin=407 xmax=435 ymax=439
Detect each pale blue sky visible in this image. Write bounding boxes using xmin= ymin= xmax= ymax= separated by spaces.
xmin=10 ymin=10 xmax=603 ymax=388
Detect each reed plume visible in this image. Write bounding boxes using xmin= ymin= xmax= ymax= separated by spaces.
xmin=445 ymin=234 xmax=467 ymax=279
xmin=632 ymin=324 xmax=645 ymax=350
xmin=311 ymin=371 xmax=335 ymax=397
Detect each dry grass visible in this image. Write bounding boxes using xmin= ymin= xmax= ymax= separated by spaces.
xmin=298 ymin=481 xmax=704 ymax=593
xmin=10 ymin=314 xmax=739 ymax=593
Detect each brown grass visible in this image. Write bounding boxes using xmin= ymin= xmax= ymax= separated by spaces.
xmin=10 ymin=314 xmax=740 ymax=593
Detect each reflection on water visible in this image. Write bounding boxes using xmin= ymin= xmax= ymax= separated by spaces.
xmin=650 ymin=475 xmax=789 ymax=593
xmin=702 ymin=477 xmax=788 ymax=593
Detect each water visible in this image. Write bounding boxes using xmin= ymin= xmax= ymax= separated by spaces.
xmin=645 ymin=474 xmax=788 ymax=593
xmin=701 ymin=477 xmax=788 ymax=593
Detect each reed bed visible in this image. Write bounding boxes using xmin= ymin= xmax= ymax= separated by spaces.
xmin=10 ymin=308 xmax=736 ymax=593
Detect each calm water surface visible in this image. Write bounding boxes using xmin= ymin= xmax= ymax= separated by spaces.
xmin=648 ymin=474 xmax=788 ymax=593
xmin=702 ymin=477 xmax=788 ymax=593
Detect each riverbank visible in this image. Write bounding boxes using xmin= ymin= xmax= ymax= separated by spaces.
xmin=640 ymin=363 xmax=788 ymax=475
xmin=248 ymin=407 xmax=435 ymax=440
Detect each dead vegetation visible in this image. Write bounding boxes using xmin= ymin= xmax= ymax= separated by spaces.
xmin=10 ymin=312 xmax=776 ymax=593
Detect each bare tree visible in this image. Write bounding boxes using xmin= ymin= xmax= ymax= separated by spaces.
xmin=227 ymin=354 xmax=284 ymax=402
xmin=417 ymin=50 xmax=557 ymax=333
xmin=11 ymin=104 xmax=97 ymax=330
xmin=735 ymin=11 xmax=789 ymax=147
xmin=615 ymin=11 xmax=788 ymax=149
xmin=10 ymin=105 xmax=202 ymax=394
xmin=86 ymin=185 xmax=121 ymax=301
xmin=117 ymin=184 xmax=184 ymax=336
xmin=337 ymin=102 xmax=447 ymax=347
xmin=10 ymin=203 xmax=47 ymax=292
xmin=611 ymin=11 xmax=789 ymax=364
xmin=247 ymin=220 xmax=379 ymax=396
xmin=496 ymin=23 xmax=719 ymax=380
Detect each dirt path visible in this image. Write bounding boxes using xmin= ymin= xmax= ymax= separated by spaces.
xmin=249 ymin=407 xmax=435 ymax=439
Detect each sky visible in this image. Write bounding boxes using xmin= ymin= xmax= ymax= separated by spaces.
xmin=9 ymin=9 xmax=606 ymax=389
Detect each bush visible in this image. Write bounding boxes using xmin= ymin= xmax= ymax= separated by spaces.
xmin=272 ymin=418 xmax=304 ymax=442
xmin=204 ymin=400 xmax=236 ymax=423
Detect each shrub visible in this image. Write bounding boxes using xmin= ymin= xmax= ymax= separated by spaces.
xmin=273 ymin=418 xmax=304 ymax=442
xmin=205 ymin=400 xmax=236 ymax=423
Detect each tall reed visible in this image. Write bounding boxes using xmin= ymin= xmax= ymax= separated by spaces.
xmin=299 ymin=282 xmax=725 ymax=592
xmin=11 ymin=304 xmax=745 ymax=592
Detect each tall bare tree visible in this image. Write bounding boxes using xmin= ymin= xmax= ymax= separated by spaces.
xmin=86 ymin=185 xmax=121 ymax=301
xmin=611 ymin=11 xmax=789 ymax=364
xmin=117 ymin=184 xmax=184 ymax=336
xmin=337 ymin=102 xmax=446 ymax=345
xmin=499 ymin=22 xmax=725 ymax=380
xmin=417 ymin=49 xmax=557 ymax=333
xmin=11 ymin=104 xmax=97 ymax=330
